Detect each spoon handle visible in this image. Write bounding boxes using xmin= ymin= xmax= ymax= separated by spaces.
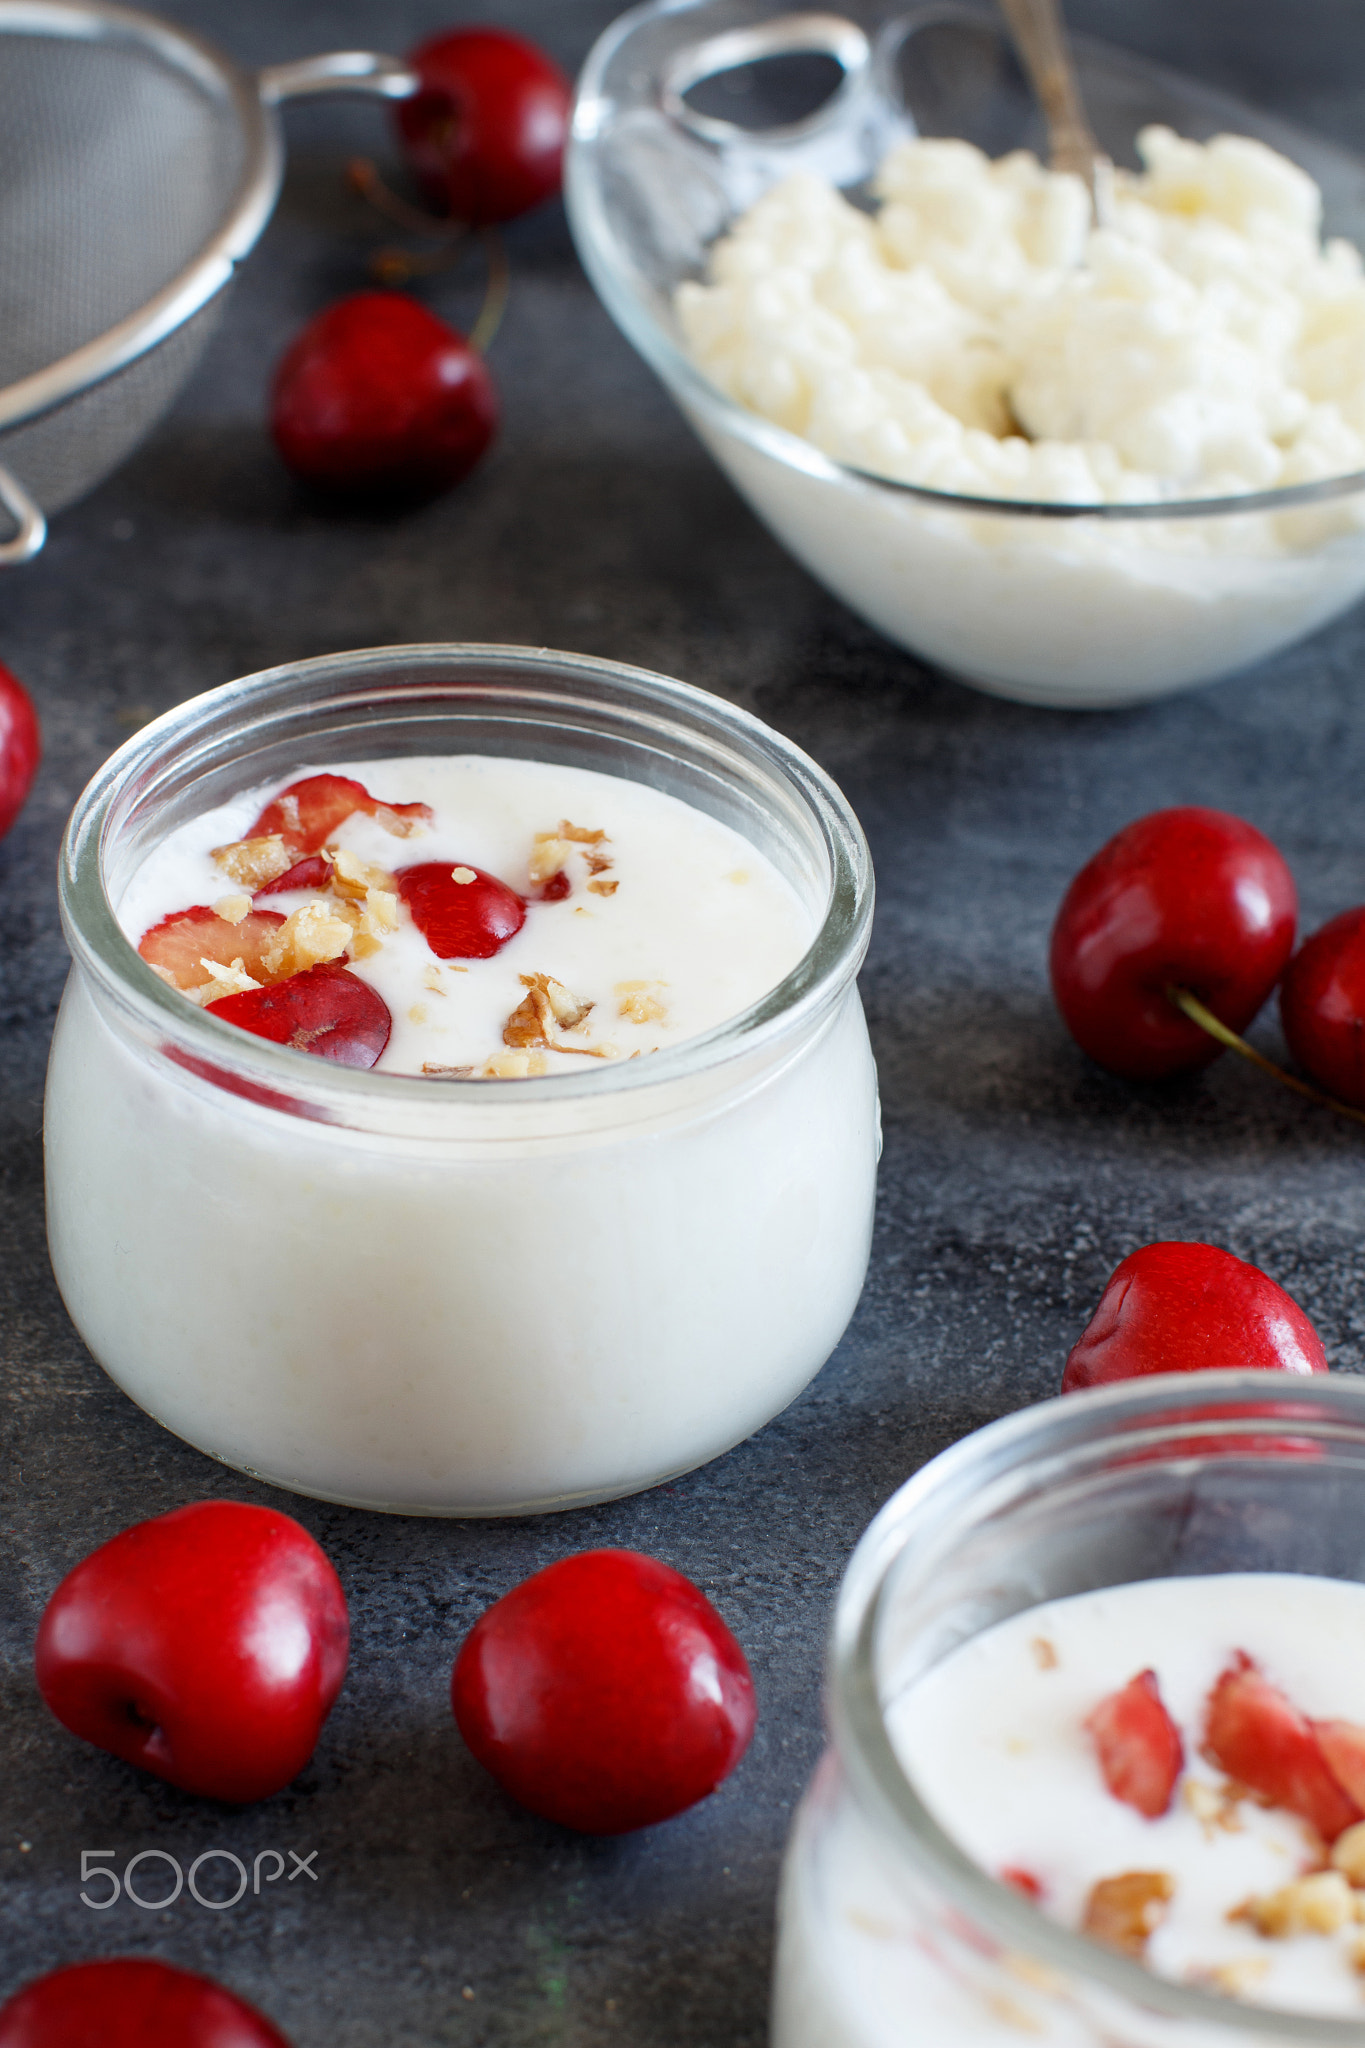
xmin=996 ymin=0 xmax=1107 ymax=201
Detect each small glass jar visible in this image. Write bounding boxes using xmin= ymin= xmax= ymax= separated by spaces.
xmin=47 ymin=644 xmax=877 ymax=1515
xmin=773 ymin=1372 xmax=1365 ymax=2048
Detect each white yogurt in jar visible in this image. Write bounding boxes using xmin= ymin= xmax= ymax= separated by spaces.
xmin=47 ymin=672 xmax=878 ymax=1517
xmin=774 ymin=1574 xmax=1365 ymax=2047
xmin=118 ymin=755 xmax=814 ymax=1076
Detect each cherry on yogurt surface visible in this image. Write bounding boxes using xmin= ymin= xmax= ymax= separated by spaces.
xmin=1062 ymin=1241 xmax=1328 ymax=1391
xmin=452 ymin=1548 xmax=757 ymax=1833
xmin=396 ymin=859 xmax=525 ymax=959
xmin=0 ymin=1958 xmax=292 ymax=2047
xmin=1050 ymin=806 xmax=1297 ymax=1080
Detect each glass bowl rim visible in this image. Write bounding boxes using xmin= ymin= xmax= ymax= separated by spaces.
xmin=828 ymin=1369 xmax=1365 ymax=2039
xmin=566 ymin=0 xmax=1365 ymax=526
xmin=58 ymin=641 xmax=874 ymax=1113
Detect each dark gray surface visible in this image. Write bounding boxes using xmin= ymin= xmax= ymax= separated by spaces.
xmin=5 ymin=1 xmax=1365 ymax=2041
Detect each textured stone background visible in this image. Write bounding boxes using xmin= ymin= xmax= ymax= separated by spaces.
xmin=4 ymin=1 xmax=1365 ymax=2041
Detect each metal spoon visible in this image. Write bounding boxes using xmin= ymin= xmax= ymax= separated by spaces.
xmin=995 ymin=0 xmax=1111 ymax=221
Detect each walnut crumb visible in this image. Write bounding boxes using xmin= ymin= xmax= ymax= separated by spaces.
xmin=372 ymin=803 xmax=426 ymax=839
xmin=213 ymin=893 xmax=252 ymax=926
xmin=262 ymin=902 xmax=351 ymax=978
xmin=1029 ymin=1636 xmax=1058 ymax=1672
xmin=588 ymin=878 xmax=619 ymax=897
xmin=618 ymin=987 xmax=667 ymax=1024
xmin=528 ymin=835 xmax=573 ymax=885
xmin=187 ymin=957 xmax=261 ymax=1006
xmin=1184 ymin=1779 xmax=1244 ymax=1836
xmin=409 ymin=1004 xmax=428 ymax=1026
xmin=1235 ymin=1871 xmax=1355 ymax=1937
xmin=558 ymin=819 xmax=606 ymax=845
xmin=211 ymin=833 xmax=292 ymax=889
xmin=1333 ymin=1823 xmax=1365 ymax=1887
xmin=480 ymin=1049 xmax=548 ymax=1078
xmin=451 ymin=866 xmax=476 ymax=884
xmin=350 ymin=933 xmax=382 ymax=961
xmin=423 ymin=1062 xmax=476 ymax=1078
xmin=329 ymin=847 xmax=395 ymax=901
xmin=422 ymin=966 xmax=447 ymax=995
xmin=504 ymin=972 xmax=604 ymax=1053
xmin=1082 ymin=1872 xmax=1175 ymax=1957
xmin=1194 ymin=1958 xmax=1270 ymax=1999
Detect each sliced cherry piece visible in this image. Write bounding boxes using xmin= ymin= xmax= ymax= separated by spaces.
xmin=1086 ymin=1669 xmax=1183 ymax=1819
xmin=138 ymin=904 xmax=286 ymax=991
xmin=1314 ymin=1719 xmax=1365 ymax=1810
xmin=1062 ymin=1242 xmax=1328 ymax=1392
xmin=1204 ymin=1651 xmax=1361 ymax=1841
xmin=1280 ymin=908 xmax=1365 ymax=1110
xmin=254 ymin=852 xmax=333 ymax=900
xmin=248 ymin=772 xmax=432 ymax=854
xmin=206 ymin=963 xmax=391 ymax=1069
xmin=397 ymin=860 xmax=525 ymax=959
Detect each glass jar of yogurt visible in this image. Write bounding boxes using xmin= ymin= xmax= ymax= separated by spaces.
xmin=775 ymin=1372 xmax=1365 ymax=2048
xmin=47 ymin=644 xmax=876 ymax=1514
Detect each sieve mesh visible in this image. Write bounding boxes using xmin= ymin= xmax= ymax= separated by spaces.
xmin=0 ymin=19 xmax=247 ymax=515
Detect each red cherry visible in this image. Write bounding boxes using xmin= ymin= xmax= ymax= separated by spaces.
xmin=270 ymin=294 xmax=498 ymax=500
xmin=1280 ymin=908 xmax=1365 ymax=1109
xmin=396 ymin=27 xmax=571 ymax=225
xmin=1050 ymin=807 xmax=1296 ymax=1081
xmin=247 ymin=771 xmax=432 ymax=854
xmin=397 ymin=859 xmax=525 ymax=959
xmin=1086 ymin=1669 xmax=1183 ymax=1819
xmin=206 ymin=962 xmax=392 ymax=1069
xmin=252 ymin=852 xmax=333 ymax=899
xmin=451 ymin=1548 xmax=757 ymax=1834
xmin=1204 ymin=1651 xmax=1360 ymax=1842
xmin=0 ymin=660 xmax=39 ymax=842
xmin=138 ymin=903 xmax=286 ymax=991
xmin=0 ymin=1959 xmax=292 ymax=2048
xmin=34 ymin=1500 xmax=349 ymax=1804
xmin=1062 ymin=1242 xmax=1327 ymax=1392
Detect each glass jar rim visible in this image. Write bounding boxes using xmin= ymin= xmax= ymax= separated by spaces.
xmin=828 ymin=1370 xmax=1365 ymax=2041
xmin=59 ymin=642 xmax=874 ymax=1120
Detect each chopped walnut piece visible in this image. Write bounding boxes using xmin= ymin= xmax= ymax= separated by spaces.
xmin=423 ymin=1062 xmax=476 ymax=1077
xmin=588 ymin=878 xmax=619 ymax=897
xmin=585 ymin=851 xmax=613 ymax=876
xmin=1029 ymin=1637 xmax=1058 ymax=1672
xmin=528 ymin=838 xmax=572 ymax=885
xmin=211 ymin=834 xmax=292 ymax=889
xmin=261 ymin=902 xmax=352 ymax=979
xmin=618 ymin=987 xmax=667 ymax=1024
xmin=505 ymin=971 xmax=595 ymax=1050
xmin=1195 ymin=1958 xmax=1270 ymax=2000
xmin=186 ymin=957 xmax=262 ymax=1007
xmin=481 ymin=1049 xmax=548 ymax=1078
xmin=451 ymin=866 xmax=476 ymax=885
xmin=1333 ymin=1823 xmax=1365 ymax=1886
xmin=558 ymin=820 xmax=606 ymax=845
xmin=1184 ymin=1780 xmax=1244 ymax=1837
xmin=329 ymin=847 xmax=396 ymax=901
xmin=409 ymin=1005 xmax=428 ymax=1026
xmin=213 ymin=893 xmax=252 ymax=926
xmin=1082 ymin=1872 xmax=1175 ymax=1957
xmin=372 ymin=803 xmax=426 ymax=839
xmin=1238 ymin=1871 xmax=1355 ymax=1937
xmin=350 ymin=933 xmax=382 ymax=961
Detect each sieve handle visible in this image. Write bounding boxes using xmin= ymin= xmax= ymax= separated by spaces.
xmin=0 ymin=462 xmax=46 ymax=565
xmin=258 ymin=51 xmax=419 ymax=105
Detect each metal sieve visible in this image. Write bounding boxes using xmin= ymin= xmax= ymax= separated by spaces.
xmin=0 ymin=0 xmax=417 ymax=564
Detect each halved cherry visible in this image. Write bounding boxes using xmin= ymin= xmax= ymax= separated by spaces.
xmin=138 ymin=904 xmax=286 ymax=992
xmin=397 ymin=860 xmax=524 ymax=959
xmin=248 ymin=773 xmax=431 ymax=854
xmin=1204 ymin=1651 xmax=1361 ymax=1841
xmin=1086 ymin=1669 xmax=1183 ymax=1819
xmin=206 ymin=963 xmax=391 ymax=1069
xmin=254 ymin=853 xmax=333 ymax=900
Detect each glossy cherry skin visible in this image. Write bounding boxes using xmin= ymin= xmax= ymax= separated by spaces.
xmin=207 ymin=962 xmax=392 ymax=1070
xmin=397 ymin=860 xmax=525 ymax=959
xmin=396 ymin=27 xmax=572 ymax=224
xmin=0 ymin=1959 xmax=292 ymax=2048
xmin=35 ymin=1501 xmax=349 ymax=1803
xmin=1062 ymin=1241 xmax=1328 ymax=1392
xmin=1280 ymin=907 xmax=1365 ymax=1108
xmin=270 ymin=294 xmax=498 ymax=501
xmin=452 ymin=1548 xmax=757 ymax=1834
xmin=1050 ymin=807 xmax=1297 ymax=1081
xmin=0 ymin=660 xmax=40 ymax=842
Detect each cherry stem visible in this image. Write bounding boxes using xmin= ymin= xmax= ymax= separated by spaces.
xmin=347 ymin=157 xmax=467 ymax=241
xmin=469 ymin=231 xmax=509 ymax=356
xmin=1166 ymin=984 xmax=1365 ymax=1129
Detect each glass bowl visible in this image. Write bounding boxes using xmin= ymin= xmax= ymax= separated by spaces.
xmin=774 ymin=1369 xmax=1365 ymax=2046
xmin=567 ymin=2 xmax=1365 ymax=709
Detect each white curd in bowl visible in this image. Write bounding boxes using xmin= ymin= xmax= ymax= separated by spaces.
xmin=45 ymin=646 xmax=878 ymax=1515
